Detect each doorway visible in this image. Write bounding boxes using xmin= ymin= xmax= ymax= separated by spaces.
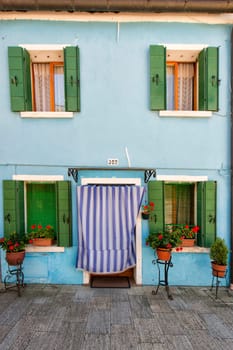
xmin=80 ymin=178 xmax=143 ymax=285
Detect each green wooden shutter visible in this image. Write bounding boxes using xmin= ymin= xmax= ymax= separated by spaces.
xmin=3 ymin=180 xmax=25 ymax=238
xmin=8 ymin=47 xmax=32 ymax=112
xmin=198 ymin=47 xmax=218 ymax=111
xmin=150 ymin=45 xmax=166 ymax=110
xmin=148 ymin=181 xmax=164 ymax=233
xmin=197 ymin=181 xmax=216 ymax=247
xmin=56 ymin=181 xmax=72 ymax=247
xmin=64 ymin=46 xmax=80 ymax=112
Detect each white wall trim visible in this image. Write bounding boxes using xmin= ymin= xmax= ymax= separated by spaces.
xmin=1 ymin=12 xmax=233 ymax=25
xmin=157 ymin=175 xmax=208 ymax=182
xmin=13 ymin=175 xmax=64 ymax=181
xmin=81 ymin=177 xmax=142 ymax=285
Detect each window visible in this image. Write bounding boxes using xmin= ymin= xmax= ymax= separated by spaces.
xmin=164 ymin=183 xmax=195 ymax=225
xmin=8 ymin=46 xmax=80 ymax=113
xmin=150 ymin=45 xmax=219 ymax=113
xmin=3 ymin=180 xmax=72 ymax=247
xmin=148 ymin=180 xmax=216 ymax=247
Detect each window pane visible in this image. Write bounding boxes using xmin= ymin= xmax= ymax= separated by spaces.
xmin=33 ymin=63 xmax=51 ymax=111
xmin=54 ymin=65 xmax=65 ymax=112
xmin=165 ymin=183 xmax=195 ymax=225
xmin=166 ymin=65 xmax=175 ymax=110
xmin=178 ymin=63 xmax=194 ymax=110
xmin=26 ymin=183 xmax=57 ymax=232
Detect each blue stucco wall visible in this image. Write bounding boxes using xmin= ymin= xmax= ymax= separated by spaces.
xmin=0 ymin=18 xmax=231 ymax=286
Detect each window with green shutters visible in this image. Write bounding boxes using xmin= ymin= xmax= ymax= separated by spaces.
xmin=148 ymin=180 xmax=216 ymax=247
xmin=3 ymin=180 xmax=72 ymax=247
xmin=8 ymin=46 xmax=80 ymax=113
xmin=150 ymin=45 xmax=219 ymax=112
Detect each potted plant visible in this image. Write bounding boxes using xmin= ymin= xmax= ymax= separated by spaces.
xmin=172 ymin=224 xmax=199 ymax=247
xmin=210 ymin=237 xmax=228 ymax=277
xmin=0 ymin=232 xmax=26 ymax=265
xmin=146 ymin=229 xmax=182 ymax=260
xmin=28 ymin=224 xmax=55 ymax=246
xmin=141 ymin=201 xmax=155 ymax=219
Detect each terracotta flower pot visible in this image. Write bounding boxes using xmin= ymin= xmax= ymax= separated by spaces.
xmin=181 ymin=238 xmax=195 ymax=247
xmin=6 ymin=251 xmax=25 ymax=266
xmin=156 ymin=248 xmax=172 ymax=261
xmin=211 ymin=261 xmax=227 ymax=278
xmin=32 ymin=238 xmax=53 ymax=246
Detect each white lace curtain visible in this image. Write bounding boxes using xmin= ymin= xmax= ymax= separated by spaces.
xmin=33 ymin=63 xmax=64 ymax=112
xmin=167 ymin=63 xmax=194 ymax=110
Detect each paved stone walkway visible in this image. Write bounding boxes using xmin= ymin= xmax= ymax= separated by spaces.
xmin=0 ymin=283 xmax=233 ymax=349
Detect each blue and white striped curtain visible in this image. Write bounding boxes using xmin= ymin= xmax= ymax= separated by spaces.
xmin=76 ymin=185 xmax=144 ymax=273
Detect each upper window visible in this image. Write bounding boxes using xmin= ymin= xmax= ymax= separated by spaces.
xmin=150 ymin=45 xmax=219 ymax=113
xmin=8 ymin=45 xmax=80 ymax=113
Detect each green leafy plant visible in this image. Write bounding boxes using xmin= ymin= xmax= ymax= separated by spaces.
xmin=0 ymin=233 xmax=26 ymax=252
xmin=146 ymin=229 xmax=182 ymax=250
xmin=28 ymin=224 xmax=55 ymax=241
xmin=170 ymin=224 xmax=200 ymax=239
xmin=210 ymin=237 xmax=228 ymax=266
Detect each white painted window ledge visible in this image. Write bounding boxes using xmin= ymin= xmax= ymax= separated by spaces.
xmin=173 ymin=246 xmax=210 ymax=253
xmin=26 ymin=245 xmax=65 ymax=253
xmin=159 ymin=111 xmax=212 ymax=118
xmin=20 ymin=112 xmax=73 ymax=119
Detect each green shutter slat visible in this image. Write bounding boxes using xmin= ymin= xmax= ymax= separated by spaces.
xmin=198 ymin=49 xmax=205 ymax=111
xmin=198 ymin=47 xmax=218 ymax=111
xmin=197 ymin=181 xmax=216 ymax=247
xmin=148 ymin=181 xmax=164 ymax=232
xmin=8 ymin=47 xmax=32 ymax=111
xmin=56 ymin=181 xmax=72 ymax=247
xmin=150 ymin=45 xmax=166 ymax=110
xmin=206 ymin=47 xmax=219 ymax=111
xmin=64 ymin=46 xmax=80 ymax=112
xmin=3 ymin=180 xmax=25 ymax=238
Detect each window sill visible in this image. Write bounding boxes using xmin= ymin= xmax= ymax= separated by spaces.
xmin=20 ymin=112 xmax=74 ymax=119
xmin=159 ymin=110 xmax=212 ymax=118
xmin=26 ymin=245 xmax=65 ymax=253
xmin=173 ymin=246 xmax=210 ymax=253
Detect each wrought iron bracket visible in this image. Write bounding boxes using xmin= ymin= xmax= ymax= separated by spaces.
xmin=68 ymin=168 xmax=79 ymax=183
xmin=68 ymin=167 xmax=156 ymax=183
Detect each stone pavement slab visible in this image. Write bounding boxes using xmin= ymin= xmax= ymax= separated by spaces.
xmin=0 ymin=284 xmax=233 ymax=349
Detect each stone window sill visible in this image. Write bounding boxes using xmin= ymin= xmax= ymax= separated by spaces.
xmin=173 ymin=246 xmax=210 ymax=253
xmin=26 ymin=245 xmax=65 ymax=253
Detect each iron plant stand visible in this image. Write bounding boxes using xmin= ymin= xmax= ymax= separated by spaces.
xmin=4 ymin=263 xmax=25 ymax=297
xmin=210 ymin=269 xmax=228 ymax=299
xmin=152 ymin=256 xmax=173 ymax=300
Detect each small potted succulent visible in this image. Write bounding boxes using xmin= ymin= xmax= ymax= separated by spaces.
xmin=210 ymin=237 xmax=228 ymax=277
xmin=28 ymin=224 xmax=55 ymax=246
xmin=0 ymin=232 xmax=26 ymax=265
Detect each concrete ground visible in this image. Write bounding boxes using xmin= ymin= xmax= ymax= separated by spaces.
xmin=0 ymin=282 xmax=233 ymax=349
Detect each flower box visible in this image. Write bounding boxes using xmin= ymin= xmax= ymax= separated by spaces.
xmin=32 ymin=238 xmax=53 ymax=247
xmin=181 ymin=238 xmax=195 ymax=247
